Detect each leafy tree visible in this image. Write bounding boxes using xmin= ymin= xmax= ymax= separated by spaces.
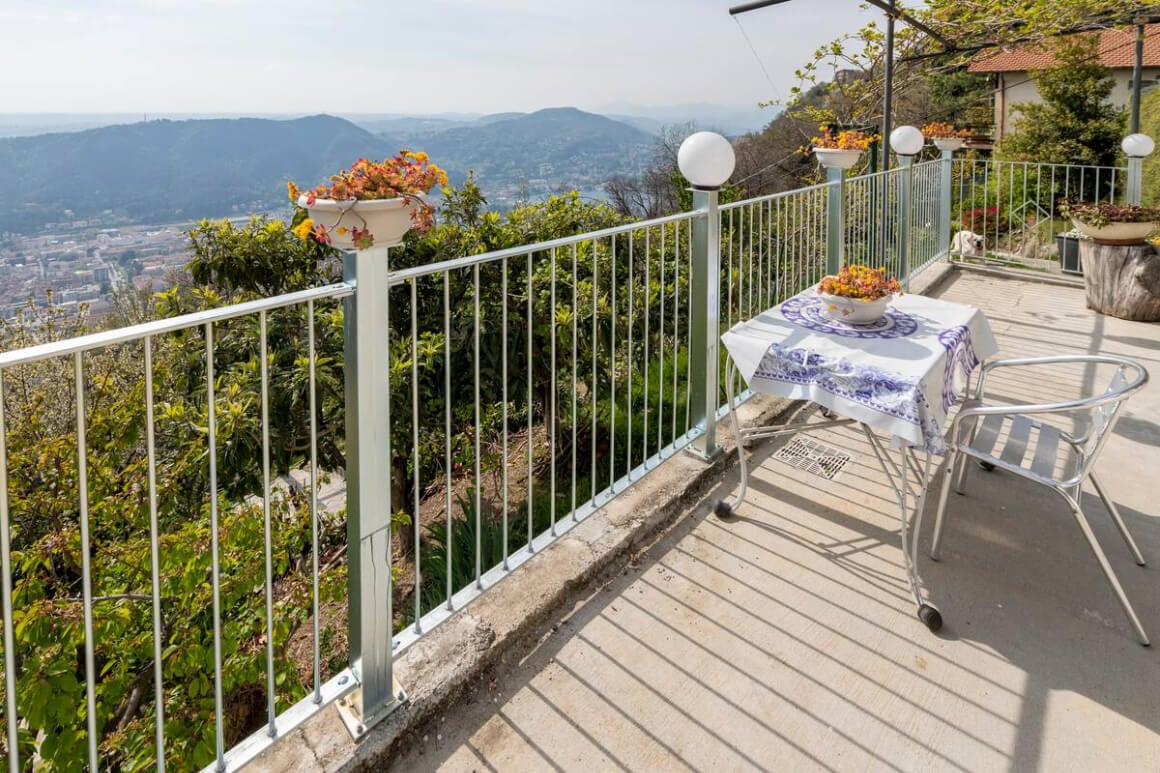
xmin=997 ymin=35 xmax=1125 ymax=167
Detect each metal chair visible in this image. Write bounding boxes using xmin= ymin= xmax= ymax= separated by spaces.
xmin=930 ymin=355 xmax=1151 ymax=645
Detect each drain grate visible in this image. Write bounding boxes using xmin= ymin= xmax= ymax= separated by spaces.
xmin=773 ymin=437 xmax=852 ymax=481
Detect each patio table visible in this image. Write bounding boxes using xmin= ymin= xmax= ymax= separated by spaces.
xmin=716 ymin=287 xmax=997 ymax=631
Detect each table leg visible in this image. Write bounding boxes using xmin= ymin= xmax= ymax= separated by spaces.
xmin=862 ymin=428 xmax=943 ymax=632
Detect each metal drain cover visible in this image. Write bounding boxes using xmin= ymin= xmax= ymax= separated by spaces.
xmin=773 ymin=437 xmax=852 ymax=481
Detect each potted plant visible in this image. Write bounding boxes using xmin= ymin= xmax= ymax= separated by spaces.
xmin=1058 ymin=199 xmax=1160 ymax=245
xmin=920 ymin=122 xmax=973 ymax=152
xmin=807 ymin=128 xmax=879 ymax=170
xmin=816 ymin=264 xmax=902 ymax=323
xmin=289 ymin=152 xmax=448 ymax=250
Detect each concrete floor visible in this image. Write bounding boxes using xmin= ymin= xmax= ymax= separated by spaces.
xmin=390 ymin=271 xmax=1160 ymax=773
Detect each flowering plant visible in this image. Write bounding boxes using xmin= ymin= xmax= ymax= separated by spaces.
xmin=808 ymin=128 xmax=880 ymax=152
xmin=289 ymin=151 xmax=448 ymax=248
xmin=817 ymin=264 xmax=901 ymax=301
xmin=1057 ymin=199 xmax=1160 ymax=228
xmin=920 ymin=122 xmax=973 ymax=139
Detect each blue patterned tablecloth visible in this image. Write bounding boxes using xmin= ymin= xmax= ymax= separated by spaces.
xmin=721 ymin=289 xmax=998 ymax=455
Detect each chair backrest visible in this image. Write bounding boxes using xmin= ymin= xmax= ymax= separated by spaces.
xmin=1074 ymin=358 xmax=1149 ymax=481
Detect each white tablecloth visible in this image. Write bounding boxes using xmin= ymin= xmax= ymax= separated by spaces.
xmin=722 ymin=289 xmax=998 ymax=454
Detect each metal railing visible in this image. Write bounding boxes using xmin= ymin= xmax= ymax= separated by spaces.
xmin=950 ymin=159 xmax=1126 ymax=269
xmin=0 ymin=146 xmax=1141 ymax=772
xmin=0 ymin=285 xmax=355 ymax=772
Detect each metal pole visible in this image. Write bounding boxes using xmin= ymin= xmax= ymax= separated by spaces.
xmin=898 ymin=155 xmax=914 ymax=290
xmin=1127 ymin=156 xmax=1144 ymax=205
xmin=939 ymin=147 xmax=954 ymax=259
xmin=1132 ymin=23 xmax=1145 ymax=134
xmin=826 ymin=165 xmax=845 ymax=274
xmin=688 ymin=187 xmax=721 ymax=460
xmin=340 ymin=244 xmax=403 ymax=736
xmin=882 ymin=2 xmax=895 ymax=174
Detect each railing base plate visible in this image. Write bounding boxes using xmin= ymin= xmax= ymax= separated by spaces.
xmin=335 ymin=677 xmax=407 ymax=739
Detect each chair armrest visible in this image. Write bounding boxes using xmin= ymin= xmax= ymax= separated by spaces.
xmin=951 ymin=392 xmax=1125 ymax=436
xmin=973 ymin=354 xmax=1146 ymax=403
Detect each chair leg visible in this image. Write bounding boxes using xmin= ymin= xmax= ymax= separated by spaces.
xmin=954 ymin=421 xmax=977 ymax=494
xmin=1089 ymin=471 xmax=1147 ymax=566
xmin=1064 ymin=496 xmax=1150 ymax=646
xmin=930 ymin=449 xmax=956 ymax=561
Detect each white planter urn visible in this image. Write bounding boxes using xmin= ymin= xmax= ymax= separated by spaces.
xmin=1070 ymin=218 xmax=1158 ymax=246
xmin=298 ymin=195 xmax=419 ymax=250
xmin=813 ymin=148 xmax=863 ymax=170
xmin=932 ymin=137 xmax=965 ymax=152
xmin=817 ymin=292 xmax=891 ymax=324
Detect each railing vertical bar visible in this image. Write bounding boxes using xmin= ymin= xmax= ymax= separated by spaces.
xmin=550 ymin=247 xmax=557 ymax=535
xmin=590 ymin=240 xmax=598 ymax=498
xmin=627 ymin=230 xmax=635 ymax=473
xmin=445 ymin=271 xmax=455 ymax=600
xmin=571 ymin=243 xmax=578 ymax=519
xmin=502 ymin=257 xmax=510 ymax=565
xmin=0 ymin=369 xmax=18 ymax=773
xmin=670 ymin=221 xmax=679 ymax=441
xmin=526 ymin=255 xmax=534 ymax=554
xmin=756 ymin=197 xmax=764 ymax=311
xmin=657 ymin=225 xmax=664 ymax=458
xmin=307 ymin=300 xmax=321 ymax=704
xmin=259 ymin=309 xmax=276 ymax=733
xmin=610 ymin=235 xmax=617 ymax=489
xmin=747 ymin=203 xmax=756 ymax=320
xmin=473 ymin=264 xmax=482 ymax=587
xmin=142 ymin=336 xmax=167 ymax=769
xmin=74 ymin=352 xmax=99 ymax=772
xmin=205 ymin=323 xmax=225 ymax=769
xmin=726 ymin=208 xmax=734 ymax=332
xmin=677 ymin=217 xmax=686 ymax=434
xmin=643 ymin=227 xmax=651 ymax=466
xmin=410 ymin=281 xmax=422 ymax=631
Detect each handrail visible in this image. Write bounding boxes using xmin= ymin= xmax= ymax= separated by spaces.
xmin=0 ymin=283 xmax=353 ymax=368
xmin=386 ymin=210 xmax=699 ymax=284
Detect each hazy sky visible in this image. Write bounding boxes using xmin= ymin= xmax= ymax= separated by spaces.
xmin=0 ymin=0 xmax=876 ymax=114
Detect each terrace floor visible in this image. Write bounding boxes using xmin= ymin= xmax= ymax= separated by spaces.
xmin=390 ymin=271 xmax=1160 ymax=772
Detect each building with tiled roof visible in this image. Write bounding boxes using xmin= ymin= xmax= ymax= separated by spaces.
xmin=968 ymin=25 xmax=1160 ymax=141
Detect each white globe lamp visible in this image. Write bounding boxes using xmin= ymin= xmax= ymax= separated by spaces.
xmin=889 ymin=125 xmax=925 ymax=157
xmin=1122 ymin=133 xmax=1155 ymax=158
xmin=678 ymin=132 xmax=736 ymax=189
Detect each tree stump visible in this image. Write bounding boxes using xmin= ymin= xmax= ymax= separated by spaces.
xmin=1080 ymin=241 xmax=1160 ymax=322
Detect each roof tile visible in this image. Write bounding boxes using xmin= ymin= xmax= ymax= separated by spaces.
xmin=968 ymin=24 xmax=1160 ymax=73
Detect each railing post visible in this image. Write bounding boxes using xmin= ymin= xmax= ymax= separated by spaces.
xmin=826 ymin=165 xmax=845 ymax=274
xmin=678 ymin=132 xmax=733 ymax=461
xmin=688 ymin=188 xmax=721 ymax=460
xmin=1122 ymin=135 xmax=1154 ymax=205
xmin=898 ymin=155 xmax=913 ymax=290
xmin=339 ymin=244 xmax=404 ymax=736
xmin=939 ymin=148 xmax=954 ymax=259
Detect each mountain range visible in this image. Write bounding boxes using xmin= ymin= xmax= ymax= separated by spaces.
xmin=0 ymin=108 xmax=679 ymax=234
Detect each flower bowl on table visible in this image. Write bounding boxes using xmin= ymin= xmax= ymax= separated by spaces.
xmin=289 ymin=152 xmax=447 ymax=250
xmin=816 ymin=265 xmax=901 ymax=324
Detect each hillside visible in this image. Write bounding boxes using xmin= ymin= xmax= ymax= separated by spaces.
xmin=0 ymin=115 xmax=395 ymax=233
xmin=418 ymin=107 xmax=655 ymax=201
xmin=0 ymin=108 xmax=659 ymax=233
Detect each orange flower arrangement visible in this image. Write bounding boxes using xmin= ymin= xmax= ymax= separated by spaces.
xmin=817 ymin=264 xmax=901 ymax=301
xmin=289 ymin=151 xmax=448 ymax=248
xmin=920 ymin=122 xmax=973 ymax=139
xmin=809 ymin=128 xmax=880 ymax=151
